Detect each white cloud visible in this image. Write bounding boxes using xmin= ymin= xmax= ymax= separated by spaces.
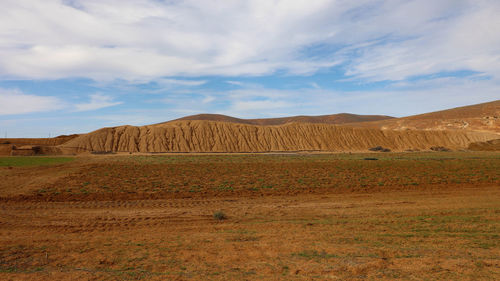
xmin=202 ymin=96 xmax=215 ymax=103
xmin=310 ymin=82 xmax=321 ymax=89
xmin=156 ymin=79 xmax=207 ymax=87
xmin=1 ymin=0 xmax=498 ymax=82
xmin=74 ymin=93 xmax=122 ymax=111
xmin=230 ymin=100 xmax=291 ymax=115
xmin=0 ymin=88 xmax=64 ymax=115
xmin=203 ymin=77 xmax=500 ymax=118
xmin=226 ymin=81 xmax=244 ymax=86
xmin=342 ymin=1 xmax=500 ymax=81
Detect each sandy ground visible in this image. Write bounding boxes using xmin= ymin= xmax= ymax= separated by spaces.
xmin=0 ymin=153 xmax=499 ymax=280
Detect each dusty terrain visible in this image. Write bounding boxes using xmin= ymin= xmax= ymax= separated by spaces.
xmin=0 ymin=101 xmax=499 ymax=280
xmin=56 ymin=100 xmax=500 ymax=154
xmin=347 ymin=100 xmax=500 ymax=133
xmin=59 ymin=122 xmax=497 ymax=154
xmin=469 ymin=139 xmax=500 ymax=151
xmin=0 ymin=135 xmax=79 ymax=156
xmin=1 ymin=153 xmax=499 ymax=280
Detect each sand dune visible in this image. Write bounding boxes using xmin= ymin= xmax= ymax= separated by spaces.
xmin=60 ymin=120 xmax=498 ymax=153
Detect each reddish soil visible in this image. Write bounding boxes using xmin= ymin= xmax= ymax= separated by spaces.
xmin=0 ymin=135 xmax=79 ymax=156
xmin=347 ymin=99 xmax=500 ymax=133
xmin=0 ymin=153 xmax=499 ymax=280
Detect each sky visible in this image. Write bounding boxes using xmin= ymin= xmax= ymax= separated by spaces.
xmin=0 ymin=0 xmax=499 ymax=137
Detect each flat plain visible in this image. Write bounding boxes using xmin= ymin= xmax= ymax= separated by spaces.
xmin=1 ymin=152 xmax=499 ymax=280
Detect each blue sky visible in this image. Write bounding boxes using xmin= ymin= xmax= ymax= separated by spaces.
xmin=1 ymin=0 xmax=499 ymax=137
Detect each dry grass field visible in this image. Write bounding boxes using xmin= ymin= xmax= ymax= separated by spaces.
xmin=1 ymin=152 xmax=499 ymax=280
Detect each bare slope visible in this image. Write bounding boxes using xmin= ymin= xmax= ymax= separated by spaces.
xmin=468 ymin=139 xmax=500 ymax=151
xmin=173 ymin=113 xmax=394 ymax=125
xmin=60 ymin=121 xmax=497 ymax=153
xmin=347 ymin=100 xmax=500 ymax=133
xmin=0 ymin=135 xmax=79 ymax=156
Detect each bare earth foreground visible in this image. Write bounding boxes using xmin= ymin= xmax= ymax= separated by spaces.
xmin=1 ymin=153 xmax=499 ymax=280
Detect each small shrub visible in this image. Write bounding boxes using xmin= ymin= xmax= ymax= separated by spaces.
xmin=369 ymin=146 xmax=391 ymax=152
xmin=90 ymin=151 xmax=116 ymax=155
xmin=430 ymin=146 xmax=451 ymax=152
xmin=213 ymin=211 xmax=227 ymax=221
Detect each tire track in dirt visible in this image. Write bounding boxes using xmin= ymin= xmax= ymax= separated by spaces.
xmin=0 ymin=198 xmax=245 ymax=210
xmin=0 ymin=197 xmax=257 ymax=234
xmin=1 ymin=207 xmax=215 ymax=234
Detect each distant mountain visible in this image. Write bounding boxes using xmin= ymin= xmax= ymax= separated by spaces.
xmin=346 ymin=100 xmax=500 ymax=134
xmin=171 ymin=113 xmax=394 ymax=125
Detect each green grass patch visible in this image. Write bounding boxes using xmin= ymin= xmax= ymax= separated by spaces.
xmin=0 ymin=156 xmax=75 ymax=167
xmin=292 ymin=250 xmax=338 ymax=260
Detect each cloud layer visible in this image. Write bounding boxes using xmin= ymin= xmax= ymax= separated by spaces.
xmin=0 ymin=89 xmax=121 ymax=115
xmin=74 ymin=93 xmax=122 ymax=112
xmin=0 ymin=89 xmax=64 ymax=115
xmin=1 ymin=1 xmax=499 ymax=137
xmin=1 ymin=0 xmax=499 ymax=82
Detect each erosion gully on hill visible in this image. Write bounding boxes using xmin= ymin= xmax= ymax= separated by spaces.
xmin=57 ymin=121 xmax=498 ymax=154
xmin=1 ymin=100 xmax=499 ymax=155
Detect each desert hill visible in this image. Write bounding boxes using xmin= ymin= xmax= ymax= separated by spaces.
xmin=3 ymin=100 xmax=499 ymax=154
xmin=59 ymin=120 xmax=498 ymax=153
xmin=0 ymin=135 xmax=79 ymax=156
xmin=468 ymin=139 xmax=500 ymax=151
xmin=173 ymin=113 xmax=394 ymax=125
xmin=346 ymin=100 xmax=500 ymax=133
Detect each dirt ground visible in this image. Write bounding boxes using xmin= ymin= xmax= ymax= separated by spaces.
xmin=0 ymin=152 xmax=499 ymax=280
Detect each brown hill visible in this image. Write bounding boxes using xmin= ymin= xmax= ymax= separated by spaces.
xmin=173 ymin=113 xmax=394 ymax=125
xmin=59 ymin=120 xmax=497 ymax=153
xmin=0 ymin=135 xmax=79 ymax=156
xmin=5 ymin=101 xmax=500 ymax=154
xmin=468 ymin=139 xmax=500 ymax=151
xmin=346 ymin=100 xmax=500 ymax=134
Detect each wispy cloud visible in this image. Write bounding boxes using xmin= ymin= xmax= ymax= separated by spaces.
xmin=226 ymin=81 xmax=245 ymax=86
xmin=176 ymin=77 xmax=500 ymax=118
xmin=1 ymin=1 xmax=498 ymax=82
xmin=75 ymin=94 xmax=122 ymax=112
xmin=155 ymin=79 xmax=207 ymax=87
xmin=1 ymin=1 xmax=499 ymax=137
xmin=0 ymin=88 xmax=64 ymax=115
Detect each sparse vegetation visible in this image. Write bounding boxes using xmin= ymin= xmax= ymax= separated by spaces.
xmin=0 ymin=152 xmax=499 ymax=280
xmin=430 ymin=146 xmax=451 ymax=152
xmin=369 ymin=146 xmax=391 ymax=152
xmin=0 ymin=156 xmax=74 ymax=167
xmin=13 ymin=152 xmax=496 ymax=197
xmin=213 ymin=211 xmax=227 ymax=221
xmin=90 ymin=151 xmax=116 ymax=155
xmin=292 ymin=250 xmax=338 ymax=260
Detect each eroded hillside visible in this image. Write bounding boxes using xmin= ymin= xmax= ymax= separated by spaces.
xmin=60 ymin=121 xmax=498 ymax=153
xmin=347 ymin=100 xmax=500 ymax=133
